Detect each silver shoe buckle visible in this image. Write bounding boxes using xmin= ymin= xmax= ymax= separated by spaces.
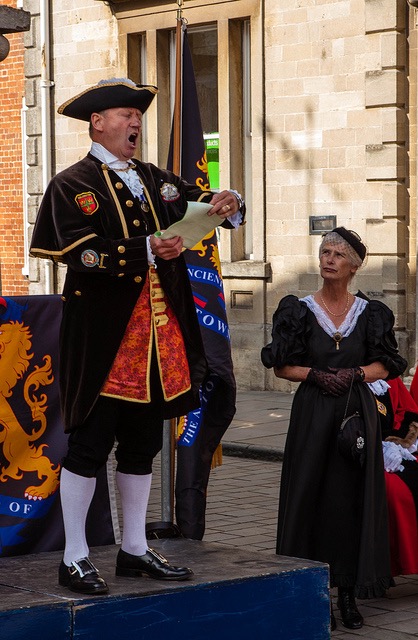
xmin=71 ymin=558 xmax=98 ymax=578
xmin=148 ymin=548 xmax=168 ymax=564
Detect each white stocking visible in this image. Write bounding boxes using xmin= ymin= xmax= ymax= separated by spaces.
xmin=116 ymin=471 xmax=152 ymax=556
xmin=60 ymin=468 xmax=96 ymax=566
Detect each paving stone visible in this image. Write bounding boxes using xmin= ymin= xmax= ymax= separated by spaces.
xmin=128 ymin=389 xmax=418 ymax=639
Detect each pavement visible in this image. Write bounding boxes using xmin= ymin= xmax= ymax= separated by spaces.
xmin=147 ymin=389 xmax=418 ymax=639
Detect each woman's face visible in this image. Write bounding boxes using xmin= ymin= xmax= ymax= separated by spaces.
xmin=319 ymin=242 xmax=358 ymax=284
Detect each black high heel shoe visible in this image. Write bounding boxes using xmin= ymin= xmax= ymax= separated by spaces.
xmin=337 ymin=587 xmax=364 ymax=629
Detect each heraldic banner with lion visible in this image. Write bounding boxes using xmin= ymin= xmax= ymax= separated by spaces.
xmin=0 ymin=295 xmax=117 ymax=556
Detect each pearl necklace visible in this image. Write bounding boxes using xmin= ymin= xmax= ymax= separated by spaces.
xmin=319 ymin=292 xmax=350 ymax=317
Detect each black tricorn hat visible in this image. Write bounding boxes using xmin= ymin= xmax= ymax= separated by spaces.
xmin=57 ymin=78 xmax=158 ymax=122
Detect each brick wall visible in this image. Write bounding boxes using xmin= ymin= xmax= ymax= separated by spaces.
xmin=0 ymin=0 xmax=29 ymax=295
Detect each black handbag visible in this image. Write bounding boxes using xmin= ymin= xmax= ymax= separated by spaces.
xmin=337 ymin=373 xmax=366 ymax=467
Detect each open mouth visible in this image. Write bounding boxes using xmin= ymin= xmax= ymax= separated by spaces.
xmin=128 ymin=133 xmax=138 ymax=144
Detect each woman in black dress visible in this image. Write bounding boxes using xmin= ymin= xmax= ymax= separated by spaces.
xmin=261 ymin=228 xmax=407 ymax=631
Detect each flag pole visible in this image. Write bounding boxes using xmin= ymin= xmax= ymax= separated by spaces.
xmin=163 ymin=0 xmax=183 ymax=529
xmin=172 ymin=0 xmax=184 ymax=175
xmin=146 ymin=0 xmax=184 ymax=541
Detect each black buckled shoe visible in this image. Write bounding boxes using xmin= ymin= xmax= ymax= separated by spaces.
xmin=116 ymin=548 xmax=193 ymax=581
xmin=337 ymin=588 xmax=364 ymax=629
xmin=59 ymin=557 xmax=109 ymax=594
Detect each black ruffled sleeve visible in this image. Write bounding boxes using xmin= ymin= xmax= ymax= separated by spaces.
xmin=261 ymin=295 xmax=309 ymax=369
xmin=366 ymin=300 xmax=407 ymax=379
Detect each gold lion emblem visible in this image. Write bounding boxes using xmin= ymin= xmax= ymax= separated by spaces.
xmin=0 ymin=320 xmax=60 ymax=501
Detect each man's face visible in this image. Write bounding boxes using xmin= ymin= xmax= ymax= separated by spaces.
xmin=92 ymin=107 xmax=143 ymax=160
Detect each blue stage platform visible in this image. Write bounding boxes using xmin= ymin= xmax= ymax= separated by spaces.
xmin=0 ymin=539 xmax=330 ymax=639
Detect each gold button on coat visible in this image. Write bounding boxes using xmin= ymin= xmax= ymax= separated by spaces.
xmin=115 ymin=182 xmax=123 ymax=189
xmin=75 ymin=290 xmax=81 ymax=296
xmin=134 ymin=276 xmax=142 ymax=283
xmin=126 ymin=200 xmax=134 ymax=207
xmin=119 ymin=259 xmax=126 ymax=266
xmin=133 ymin=219 xmax=140 ymax=227
xmin=118 ymin=246 xmax=126 ymax=254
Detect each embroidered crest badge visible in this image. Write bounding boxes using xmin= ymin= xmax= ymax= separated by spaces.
xmin=81 ymin=249 xmax=100 ymax=268
xmin=376 ymin=399 xmax=387 ymax=416
xmin=160 ymin=182 xmax=180 ymax=202
xmin=75 ymin=192 xmax=99 ymax=215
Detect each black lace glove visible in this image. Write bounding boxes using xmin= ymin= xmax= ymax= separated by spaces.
xmin=306 ymin=368 xmax=352 ymax=396
xmin=329 ymin=367 xmax=365 ymax=387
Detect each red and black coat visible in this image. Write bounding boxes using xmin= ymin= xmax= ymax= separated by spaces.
xmin=30 ymin=154 xmax=214 ymax=432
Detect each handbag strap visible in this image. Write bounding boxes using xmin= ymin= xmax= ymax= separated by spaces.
xmin=342 ymin=370 xmax=355 ymax=420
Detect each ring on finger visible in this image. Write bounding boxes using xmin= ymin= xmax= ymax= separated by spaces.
xmin=223 ymin=204 xmax=231 ymax=212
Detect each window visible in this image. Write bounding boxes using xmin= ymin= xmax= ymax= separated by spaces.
xmin=169 ymin=25 xmax=219 ymax=189
xmin=242 ymin=19 xmax=252 ymax=258
xmin=125 ymin=6 xmax=259 ymax=264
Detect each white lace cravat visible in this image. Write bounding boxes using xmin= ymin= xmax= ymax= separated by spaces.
xmin=112 ymin=164 xmax=145 ymax=201
xmin=90 ymin=142 xmax=146 ymax=200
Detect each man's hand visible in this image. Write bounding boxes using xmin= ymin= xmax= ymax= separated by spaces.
xmin=149 ymin=234 xmax=183 ymax=260
xmin=207 ymin=190 xmax=239 ymax=219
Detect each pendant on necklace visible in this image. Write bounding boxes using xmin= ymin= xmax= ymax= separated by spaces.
xmin=333 ymin=332 xmax=342 ymax=350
